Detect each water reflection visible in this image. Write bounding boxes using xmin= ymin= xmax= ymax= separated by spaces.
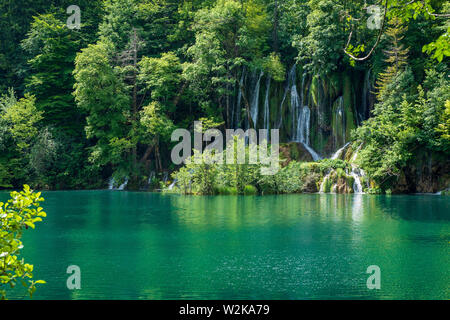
xmin=0 ymin=191 xmax=448 ymax=300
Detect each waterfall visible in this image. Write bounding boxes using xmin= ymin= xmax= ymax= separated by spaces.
xmin=296 ymin=72 xmax=309 ymax=144
xmin=293 ymin=72 xmax=310 ymax=144
xmin=289 ymin=66 xmax=299 ymax=139
xmin=168 ymin=178 xmax=177 ymax=190
xmin=361 ymin=69 xmax=371 ymax=122
xmin=349 ymin=144 xmax=365 ymax=193
xmin=118 ymin=178 xmax=128 ymax=190
xmin=263 ymin=77 xmax=271 ymax=130
xmin=352 ymin=143 xmax=363 ymax=162
xmin=109 ymin=177 xmax=128 ymax=190
xmin=319 ymin=172 xmax=331 ymax=193
xmin=331 ymin=184 xmax=337 ymax=193
xmin=276 ymin=67 xmax=291 ymax=129
xmin=108 ymin=177 xmax=115 ymax=190
xmin=301 ymin=142 xmax=321 ymax=161
xmin=331 ymin=142 xmax=350 ymax=160
xmin=350 ymin=165 xmax=363 ymax=194
xmin=148 ymin=171 xmax=156 ymax=184
xmin=235 ymin=70 xmax=245 ymax=128
xmin=280 ymin=65 xmax=320 ymax=160
xmin=250 ymin=71 xmax=264 ymax=128
xmin=333 ymin=96 xmax=346 ymax=147
xmin=296 ymin=106 xmax=311 ymax=145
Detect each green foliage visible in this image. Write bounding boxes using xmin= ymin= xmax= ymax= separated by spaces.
xmin=375 ymin=18 xmax=410 ymax=99
xmin=0 ymin=91 xmax=42 ymax=187
xmin=0 ymin=185 xmax=46 ymax=299
xmin=354 ymin=67 xmax=450 ymax=190
xmin=262 ymin=52 xmax=286 ymax=81
xmin=243 ymin=185 xmax=258 ymax=195
xmin=183 ymin=0 xmax=271 ymax=122
xmin=22 ymin=14 xmax=83 ymax=135
xmin=0 ymin=0 xmax=448 ymax=192
xmin=294 ymin=0 xmax=346 ymax=75
xmin=138 ymin=52 xmax=182 ymax=111
xmin=74 ymin=41 xmax=130 ymax=169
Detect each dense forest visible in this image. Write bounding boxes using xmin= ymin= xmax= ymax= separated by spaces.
xmin=0 ymin=0 xmax=448 ymax=194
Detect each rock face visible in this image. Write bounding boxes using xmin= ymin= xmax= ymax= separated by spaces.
xmin=393 ymin=151 xmax=450 ymax=193
xmin=279 ymin=142 xmax=314 ymax=166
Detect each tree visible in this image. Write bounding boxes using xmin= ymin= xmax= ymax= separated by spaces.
xmin=344 ymin=0 xmax=450 ymax=62
xmin=73 ymin=41 xmax=130 ymax=174
xmin=21 ymin=14 xmax=83 ymax=136
xmin=0 ymin=91 xmax=42 ymax=187
xmin=0 ymin=185 xmax=46 ymax=300
xmin=375 ymin=18 xmax=410 ymax=100
xmin=294 ymin=0 xmax=348 ymax=75
xmin=184 ymin=0 xmax=272 ymax=128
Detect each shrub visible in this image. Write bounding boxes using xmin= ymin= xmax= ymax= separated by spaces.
xmin=0 ymin=185 xmax=46 ymax=299
xmin=243 ymin=185 xmax=258 ymax=195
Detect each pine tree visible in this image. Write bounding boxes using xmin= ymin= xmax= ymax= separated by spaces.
xmin=375 ymin=18 xmax=410 ymax=100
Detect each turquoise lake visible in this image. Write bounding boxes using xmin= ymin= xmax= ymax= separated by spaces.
xmin=3 ymin=191 xmax=449 ymax=300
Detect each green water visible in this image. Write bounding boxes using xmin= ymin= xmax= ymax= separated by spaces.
xmin=3 ymin=191 xmax=449 ymax=300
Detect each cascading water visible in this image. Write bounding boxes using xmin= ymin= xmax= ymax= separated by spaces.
xmin=108 ymin=177 xmax=128 ymax=190
xmin=284 ymin=65 xmax=320 ymax=160
xmin=292 ymin=72 xmax=310 ymax=144
xmin=297 ymin=106 xmax=311 ymax=145
xmin=319 ymin=172 xmax=331 ymax=193
xmin=250 ymin=71 xmax=264 ymax=128
xmin=333 ymin=96 xmax=346 ymax=147
xmin=331 ymin=142 xmax=350 ymax=160
xmin=350 ymin=144 xmax=365 ymax=194
xmin=289 ymin=66 xmax=299 ymax=139
xmin=361 ymin=69 xmax=371 ymax=123
xmin=276 ymin=67 xmax=290 ymax=129
xmin=168 ymin=178 xmax=177 ymax=190
xmin=118 ymin=178 xmax=128 ymax=191
xmin=148 ymin=171 xmax=156 ymax=184
xmin=301 ymin=142 xmax=321 ymax=161
xmin=234 ymin=70 xmax=245 ymax=128
xmin=108 ymin=177 xmax=115 ymax=190
xmin=263 ymin=77 xmax=271 ymax=131
xmin=350 ymin=166 xmax=363 ymax=194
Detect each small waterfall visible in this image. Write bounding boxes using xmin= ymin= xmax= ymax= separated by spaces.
xmin=350 ymin=165 xmax=363 ymax=194
xmin=250 ymin=71 xmax=263 ymax=128
xmin=301 ymin=142 xmax=321 ymax=161
xmin=168 ymin=179 xmax=177 ymax=190
xmin=331 ymin=184 xmax=337 ymax=193
xmin=263 ymin=77 xmax=271 ymax=130
xmin=280 ymin=65 xmax=320 ymax=160
xmin=108 ymin=177 xmax=115 ymax=190
xmin=349 ymin=145 xmax=365 ymax=194
xmin=289 ymin=66 xmax=299 ymax=139
xmin=148 ymin=171 xmax=156 ymax=184
xmin=319 ymin=172 xmax=331 ymax=193
xmin=297 ymin=106 xmax=311 ymax=145
xmin=294 ymin=72 xmax=310 ymax=144
xmin=118 ymin=178 xmax=128 ymax=190
xmin=109 ymin=177 xmax=128 ymax=190
xmin=333 ymin=96 xmax=346 ymax=147
xmin=234 ymin=70 xmax=245 ymax=128
xmin=276 ymin=67 xmax=291 ymax=129
xmin=331 ymin=142 xmax=350 ymax=160
xmin=352 ymin=143 xmax=363 ymax=162
xmin=361 ymin=69 xmax=371 ymax=122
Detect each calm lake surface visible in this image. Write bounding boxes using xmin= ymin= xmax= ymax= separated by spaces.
xmin=2 ymin=191 xmax=449 ymax=300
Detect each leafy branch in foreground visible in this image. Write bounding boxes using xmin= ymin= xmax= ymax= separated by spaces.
xmin=0 ymin=185 xmax=47 ymax=300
